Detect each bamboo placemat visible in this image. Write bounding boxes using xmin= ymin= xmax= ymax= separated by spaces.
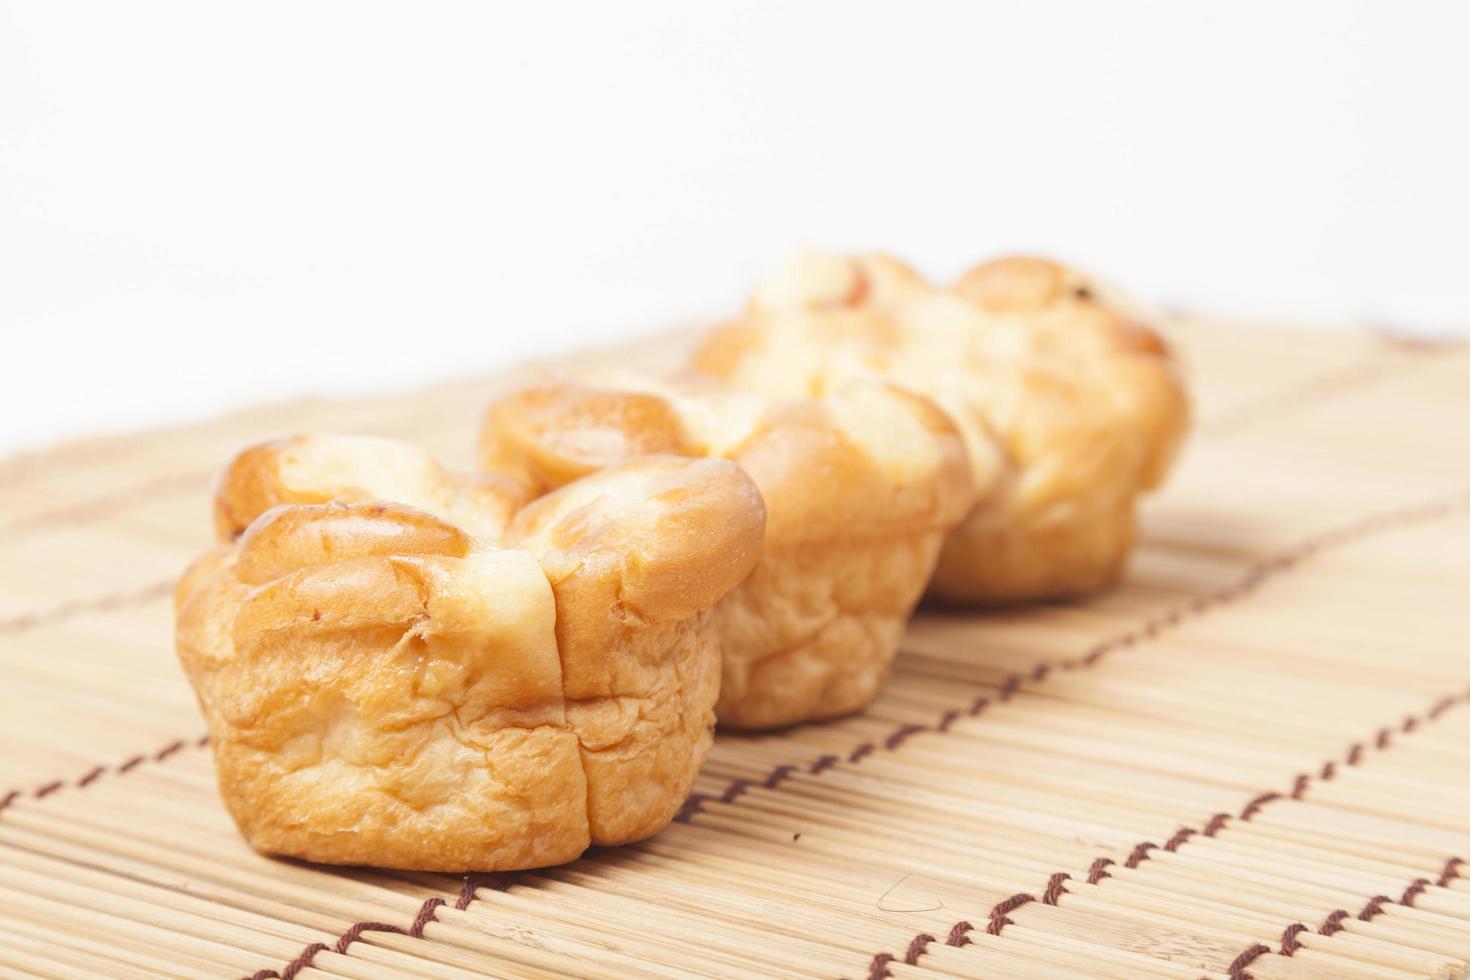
xmin=2 ymin=318 xmax=1468 ymax=980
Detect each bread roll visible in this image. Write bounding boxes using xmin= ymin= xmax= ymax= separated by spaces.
xmin=694 ymin=252 xmax=1190 ymax=603
xmin=177 ymin=436 xmax=763 ymax=870
xmin=481 ymin=375 xmax=976 ymax=728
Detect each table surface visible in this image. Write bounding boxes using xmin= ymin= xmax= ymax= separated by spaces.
xmin=1 ymin=318 xmax=1468 ymax=980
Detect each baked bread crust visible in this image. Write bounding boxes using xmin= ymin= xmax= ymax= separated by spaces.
xmin=213 ymin=433 xmax=528 ymax=541
xmin=693 ymin=252 xmax=1190 ymax=604
xmin=177 ymin=436 xmax=763 ymax=871
xmin=480 ymin=376 xmax=976 ymax=729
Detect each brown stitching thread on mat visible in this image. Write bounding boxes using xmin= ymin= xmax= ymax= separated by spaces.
xmin=862 ymin=685 xmax=1470 ymax=974
xmin=986 ymin=893 xmax=1034 ymax=935
xmin=1317 ymin=909 xmax=1350 ymax=936
xmin=1217 ymin=860 xmax=1466 ymax=978
xmin=763 ymin=764 xmax=798 ymax=789
xmin=154 ymin=739 xmax=186 ymax=762
xmin=1399 ymin=877 xmax=1431 ymax=906
xmin=901 ymin=933 xmax=934 ymax=965
xmin=1163 ymin=827 xmax=1195 ymax=852
xmin=248 ymin=874 xmax=512 ymax=980
xmin=883 ymin=724 xmax=928 ymax=751
xmin=678 ymin=486 xmax=1470 ymax=821
xmin=865 ymin=952 xmax=894 ymax=980
xmin=1277 ymin=922 xmax=1308 ymax=956
xmin=1238 ymin=792 xmax=1280 ymax=820
xmin=0 ymin=732 xmax=209 ymax=818
xmin=1190 ymin=720 xmax=1470 ymax=977
xmin=411 ymin=897 xmax=447 ymax=932
xmin=0 ymin=578 xmax=174 ymax=637
xmin=1357 ymin=894 xmax=1393 ymax=921
xmin=1126 ymin=688 xmax=1463 ymax=896
xmin=1225 ymin=943 xmax=1271 ymax=980
xmin=1041 ymin=872 xmax=1070 ymax=905
xmin=1373 ymin=328 xmax=1467 ymax=352
xmin=0 ymin=470 xmax=211 ymax=543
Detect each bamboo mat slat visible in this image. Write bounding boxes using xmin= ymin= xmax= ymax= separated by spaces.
xmin=2 ymin=318 xmax=1468 ymax=979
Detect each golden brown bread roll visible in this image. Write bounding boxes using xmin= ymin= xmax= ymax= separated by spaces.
xmin=693 ymin=252 xmax=1190 ymax=604
xmin=212 ymin=433 xmax=529 ymax=541
xmin=480 ymin=374 xmax=977 ymax=729
xmin=177 ymin=435 xmax=764 ymax=871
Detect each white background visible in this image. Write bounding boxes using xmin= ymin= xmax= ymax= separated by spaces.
xmin=3 ymin=1 xmax=1467 ymax=455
